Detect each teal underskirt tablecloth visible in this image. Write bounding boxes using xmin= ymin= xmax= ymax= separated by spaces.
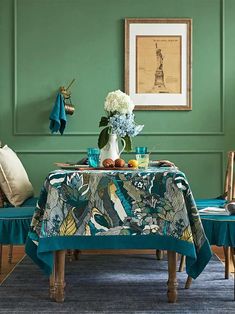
xmin=25 ymin=233 xmax=211 ymax=280
xmin=200 ymin=215 xmax=235 ymax=247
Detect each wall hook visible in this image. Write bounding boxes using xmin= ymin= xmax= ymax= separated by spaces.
xmin=59 ymin=79 xmax=76 ymax=115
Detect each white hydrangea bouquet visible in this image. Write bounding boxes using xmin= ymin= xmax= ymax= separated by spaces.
xmin=98 ymin=90 xmax=144 ymax=152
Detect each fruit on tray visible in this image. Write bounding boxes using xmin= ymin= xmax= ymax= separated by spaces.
xmin=128 ymin=159 xmax=138 ymax=168
xmin=102 ymin=158 xmax=115 ymax=168
xmin=114 ymin=158 xmax=125 ymax=168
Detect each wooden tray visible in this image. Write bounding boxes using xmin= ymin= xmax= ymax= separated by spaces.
xmin=55 ymin=163 xmax=89 ymax=169
xmin=87 ymin=167 xmax=137 ymax=170
xmin=55 ymin=163 xmax=137 ymax=170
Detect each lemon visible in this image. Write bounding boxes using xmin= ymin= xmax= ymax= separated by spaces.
xmin=128 ymin=159 xmax=138 ymax=168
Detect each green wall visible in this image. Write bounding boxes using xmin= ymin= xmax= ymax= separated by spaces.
xmin=0 ymin=0 xmax=234 ymax=197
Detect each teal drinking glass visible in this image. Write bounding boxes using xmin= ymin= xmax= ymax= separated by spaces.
xmin=135 ymin=147 xmax=148 ymax=154
xmin=87 ymin=148 xmax=100 ymax=167
xmin=135 ymin=147 xmax=149 ymax=169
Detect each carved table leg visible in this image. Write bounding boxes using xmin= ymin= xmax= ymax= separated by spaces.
xmin=167 ymin=250 xmax=178 ymax=303
xmin=55 ymin=250 xmax=66 ymax=302
xmin=49 ymin=253 xmax=56 ymax=300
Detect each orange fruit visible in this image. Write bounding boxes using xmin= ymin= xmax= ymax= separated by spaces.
xmin=128 ymin=159 xmax=138 ymax=168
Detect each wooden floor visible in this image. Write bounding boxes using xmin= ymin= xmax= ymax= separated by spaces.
xmin=0 ymin=245 xmax=234 ymax=284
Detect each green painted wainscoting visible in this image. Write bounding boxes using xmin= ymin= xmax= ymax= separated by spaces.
xmin=0 ymin=0 xmax=235 ymax=197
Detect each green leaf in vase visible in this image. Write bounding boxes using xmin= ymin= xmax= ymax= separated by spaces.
xmin=98 ymin=127 xmax=110 ymax=149
xmin=99 ymin=116 xmax=109 ymax=127
xmin=122 ymin=135 xmax=132 ymax=152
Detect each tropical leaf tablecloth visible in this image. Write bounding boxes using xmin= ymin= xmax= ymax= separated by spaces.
xmin=26 ymin=168 xmax=212 ymax=278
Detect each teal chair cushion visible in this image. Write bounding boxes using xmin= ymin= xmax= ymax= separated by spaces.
xmin=200 ymin=215 xmax=235 ymax=247
xmin=0 ymin=197 xmax=37 ymax=245
xmin=195 ymin=198 xmax=226 ymax=210
xmin=195 ymin=198 xmax=235 ymax=247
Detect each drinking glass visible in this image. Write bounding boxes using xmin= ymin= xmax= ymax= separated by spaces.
xmin=87 ymin=148 xmax=100 ymax=167
xmin=136 ymin=153 xmax=149 ymax=169
xmin=135 ymin=147 xmax=149 ymax=169
xmin=135 ymin=147 xmax=148 ymax=154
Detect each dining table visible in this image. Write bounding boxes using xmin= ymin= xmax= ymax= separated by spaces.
xmin=25 ymin=166 xmax=212 ymax=303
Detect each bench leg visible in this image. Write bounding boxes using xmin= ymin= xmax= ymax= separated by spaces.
xmin=223 ymin=246 xmax=231 ymax=279
xmin=55 ymin=250 xmax=66 ymax=303
xmin=167 ymin=250 xmax=178 ymax=303
xmin=8 ymin=245 xmax=13 ymax=264
xmin=0 ymin=244 xmax=2 ymax=274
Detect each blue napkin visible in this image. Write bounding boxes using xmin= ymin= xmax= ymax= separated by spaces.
xmin=49 ymin=93 xmax=67 ymax=135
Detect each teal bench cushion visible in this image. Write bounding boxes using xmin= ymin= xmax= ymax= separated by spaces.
xmin=0 ymin=197 xmax=37 ymax=245
xmin=0 ymin=207 xmax=35 ymax=219
xmin=4 ymin=196 xmax=38 ymax=208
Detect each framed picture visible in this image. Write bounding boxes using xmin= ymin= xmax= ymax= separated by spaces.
xmin=125 ymin=18 xmax=192 ymax=110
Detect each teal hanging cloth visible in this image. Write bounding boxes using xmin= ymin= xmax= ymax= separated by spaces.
xmin=49 ymin=93 xmax=67 ymax=135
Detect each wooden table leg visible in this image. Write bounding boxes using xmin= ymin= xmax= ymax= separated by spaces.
xmin=167 ymin=250 xmax=178 ymax=303
xmin=156 ymin=249 xmax=164 ymax=260
xmin=49 ymin=253 xmax=56 ymax=300
xmin=54 ymin=250 xmax=66 ymax=303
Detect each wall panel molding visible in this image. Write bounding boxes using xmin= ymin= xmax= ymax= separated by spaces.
xmin=13 ymin=0 xmax=225 ymax=136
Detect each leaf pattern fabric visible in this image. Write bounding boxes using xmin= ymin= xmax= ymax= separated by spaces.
xmin=29 ymin=168 xmax=207 ymax=254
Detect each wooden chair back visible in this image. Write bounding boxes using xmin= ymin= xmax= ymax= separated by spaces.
xmin=224 ymin=151 xmax=235 ymax=202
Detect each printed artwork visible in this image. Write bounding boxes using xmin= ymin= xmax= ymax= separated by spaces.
xmin=136 ymin=36 xmax=182 ymax=94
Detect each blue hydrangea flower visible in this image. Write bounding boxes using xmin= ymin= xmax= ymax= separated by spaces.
xmin=109 ymin=113 xmax=144 ymax=137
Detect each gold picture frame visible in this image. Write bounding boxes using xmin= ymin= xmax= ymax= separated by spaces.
xmin=125 ymin=18 xmax=192 ymax=110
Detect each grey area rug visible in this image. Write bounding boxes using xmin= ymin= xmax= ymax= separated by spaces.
xmin=0 ymin=253 xmax=234 ymax=314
